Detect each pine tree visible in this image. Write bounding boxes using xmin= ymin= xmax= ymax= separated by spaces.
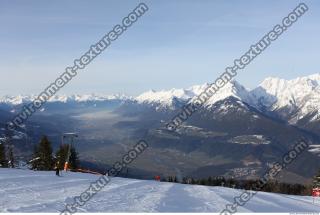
xmin=55 ymin=144 xmax=79 ymax=170
xmin=69 ymin=145 xmax=79 ymax=170
xmin=200 ymin=178 xmax=206 ymax=185
xmin=32 ymin=136 xmax=53 ymax=170
xmin=173 ymin=176 xmax=178 ymax=183
xmin=31 ymin=145 xmax=40 ymax=170
xmin=182 ymin=177 xmax=188 ymax=184
xmin=8 ymin=146 xmax=14 ymax=168
xmin=207 ymin=176 xmax=213 ymax=186
xmin=1 ymin=128 xmax=14 ymax=168
xmin=55 ymin=144 xmax=69 ymax=170
xmin=0 ymin=143 xmax=7 ymax=168
xmin=313 ymin=170 xmax=320 ymax=188
xmin=191 ymin=178 xmax=196 ymax=184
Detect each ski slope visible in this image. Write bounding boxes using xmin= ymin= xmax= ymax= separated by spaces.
xmin=0 ymin=168 xmax=319 ymax=213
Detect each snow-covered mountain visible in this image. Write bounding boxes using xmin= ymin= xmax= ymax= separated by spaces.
xmin=1 ymin=74 xmax=320 ymax=184
xmin=1 ymin=73 xmax=320 ymax=125
xmin=135 ymin=73 xmax=320 ymax=125
xmin=135 ymin=80 xmax=253 ymax=109
xmin=251 ymin=74 xmax=320 ymax=124
xmin=135 ymin=88 xmax=195 ymax=109
xmin=0 ymin=93 xmax=131 ymax=105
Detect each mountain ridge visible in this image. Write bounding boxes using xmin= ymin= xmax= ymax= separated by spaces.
xmin=1 ymin=73 xmax=320 ymax=126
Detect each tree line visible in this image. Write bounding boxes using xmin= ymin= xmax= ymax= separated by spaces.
xmin=0 ymin=136 xmax=15 ymax=168
xmin=0 ymin=135 xmax=79 ymax=171
xmin=162 ymin=175 xmax=319 ymax=196
xmin=31 ymin=136 xmax=79 ymax=171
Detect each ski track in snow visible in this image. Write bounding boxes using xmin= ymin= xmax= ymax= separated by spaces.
xmin=0 ymin=169 xmax=319 ymax=212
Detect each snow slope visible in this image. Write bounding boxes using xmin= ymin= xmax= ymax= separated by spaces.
xmin=0 ymin=169 xmax=319 ymax=213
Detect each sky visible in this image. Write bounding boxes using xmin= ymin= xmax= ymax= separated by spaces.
xmin=0 ymin=0 xmax=319 ymax=96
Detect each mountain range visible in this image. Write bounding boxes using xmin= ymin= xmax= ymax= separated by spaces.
xmin=3 ymin=73 xmax=320 ymax=127
xmin=1 ymin=73 xmax=320 ymax=183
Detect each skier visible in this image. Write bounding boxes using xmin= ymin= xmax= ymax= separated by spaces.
xmin=55 ymin=161 xmax=60 ymax=176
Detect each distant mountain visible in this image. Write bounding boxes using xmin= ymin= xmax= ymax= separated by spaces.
xmin=252 ymin=74 xmax=320 ymax=119
xmin=2 ymin=73 xmax=320 ymax=122
xmin=132 ymin=73 xmax=320 ymax=133
xmin=0 ymin=93 xmax=131 ymax=105
xmin=134 ymin=81 xmax=253 ymax=109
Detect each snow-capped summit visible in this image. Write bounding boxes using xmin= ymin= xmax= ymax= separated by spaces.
xmin=2 ymin=73 xmax=320 ymax=125
xmin=0 ymin=95 xmax=35 ymax=105
xmin=0 ymin=94 xmax=131 ymax=105
xmin=251 ymin=73 xmax=320 ymax=123
xmin=203 ymin=80 xmax=252 ymax=107
xmin=136 ymin=88 xmax=195 ymax=108
xmin=135 ymin=73 xmax=320 ymax=124
xmin=135 ymin=81 xmax=252 ymax=109
xmin=307 ymin=73 xmax=320 ymax=83
xmin=68 ymin=93 xmax=131 ymax=102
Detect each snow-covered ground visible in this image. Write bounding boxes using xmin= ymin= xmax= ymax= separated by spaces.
xmin=0 ymin=168 xmax=319 ymax=213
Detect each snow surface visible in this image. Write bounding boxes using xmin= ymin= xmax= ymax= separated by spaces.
xmin=0 ymin=169 xmax=319 ymax=213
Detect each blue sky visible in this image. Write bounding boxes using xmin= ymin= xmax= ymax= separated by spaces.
xmin=1 ymin=0 xmax=319 ymax=96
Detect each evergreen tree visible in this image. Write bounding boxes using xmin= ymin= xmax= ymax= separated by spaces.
xmin=8 ymin=146 xmax=14 ymax=168
xmin=200 ymin=178 xmax=206 ymax=185
xmin=55 ymin=144 xmax=69 ymax=170
xmin=55 ymin=144 xmax=79 ymax=170
xmin=32 ymin=136 xmax=53 ymax=170
xmin=313 ymin=170 xmax=320 ymax=188
xmin=173 ymin=176 xmax=178 ymax=183
xmin=0 ymin=143 xmax=7 ymax=167
xmin=1 ymin=128 xmax=14 ymax=168
xmin=69 ymin=145 xmax=79 ymax=170
xmin=182 ymin=177 xmax=189 ymax=184
xmin=191 ymin=178 xmax=196 ymax=184
xmin=207 ymin=176 xmax=213 ymax=186
xmin=31 ymin=145 xmax=40 ymax=170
